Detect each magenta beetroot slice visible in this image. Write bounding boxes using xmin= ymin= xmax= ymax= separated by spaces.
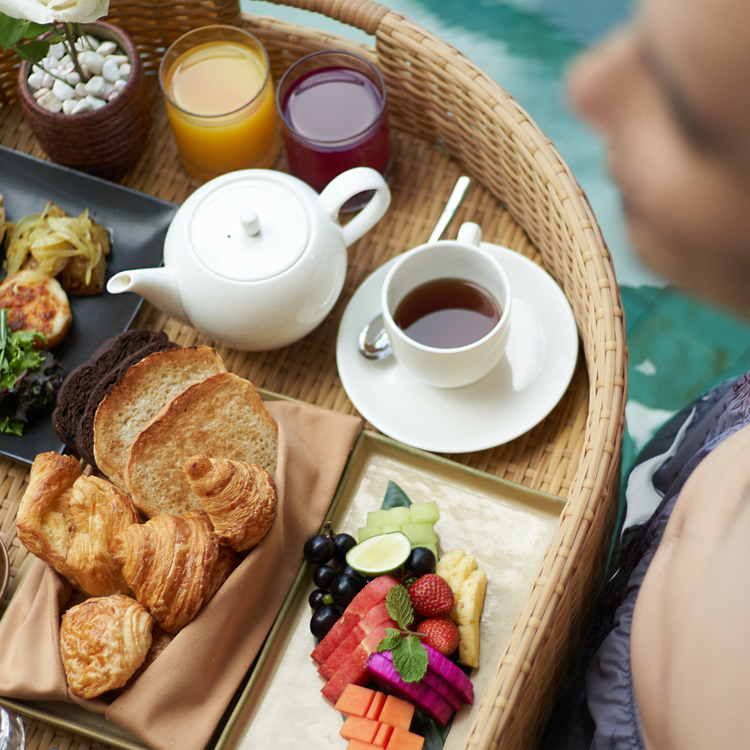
xmin=378 ymin=649 xmax=462 ymax=711
xmin=311 ymin=574 xmax=398 ymax=665
xmin=366 ymin=652 xmax=454 ymax=726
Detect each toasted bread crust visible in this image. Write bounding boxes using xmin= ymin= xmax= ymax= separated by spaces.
xmin=124 ymin=373 xmax=278 ymax=518
xmin=93 ymin=345 xmax=226 ymax=488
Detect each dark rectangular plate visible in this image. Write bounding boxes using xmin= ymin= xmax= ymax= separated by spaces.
xmin=0 ymin=145 xmax=178 ymax=465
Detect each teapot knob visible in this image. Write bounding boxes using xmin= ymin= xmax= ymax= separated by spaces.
xmin=240 ymin=209 xmax=260 ymax=236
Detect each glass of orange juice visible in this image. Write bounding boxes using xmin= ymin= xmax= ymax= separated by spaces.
xmin=160 ymin=26 xmax=281 ymax=180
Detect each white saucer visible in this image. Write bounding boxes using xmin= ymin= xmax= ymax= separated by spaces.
xmin=336 ymin=243 xmax=579 ymax=453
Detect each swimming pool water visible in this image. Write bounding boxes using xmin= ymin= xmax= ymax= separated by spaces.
xmin=245 ymin=0 xmax=750 ymax=480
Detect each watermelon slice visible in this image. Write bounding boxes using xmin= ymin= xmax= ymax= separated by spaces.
xmin=321 ymin=622 xmax=392 ymax=704
xmin=311 ymin=575 xmax=398 ymax=666
xmin=319 ymin=600 xmax=396 ymax=680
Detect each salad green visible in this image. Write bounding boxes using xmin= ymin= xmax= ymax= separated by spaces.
xmin=0 ymin=308 xmax=62 ymax=435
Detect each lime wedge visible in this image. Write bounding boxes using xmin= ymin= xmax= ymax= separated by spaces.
xmin=346 ymin=532 xmax=412 ymax=576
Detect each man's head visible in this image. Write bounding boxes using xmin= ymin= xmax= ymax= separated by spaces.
xmin=568 ymin=0 xmax=750 ymax=313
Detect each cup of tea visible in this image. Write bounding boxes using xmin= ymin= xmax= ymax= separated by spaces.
xmin=160 ymin=25 xmax=281 ymax=180
xmin=276 ymin=50 xmax=391 ymax=208
xmin=381 ymin=222 xmax=512 ymax=388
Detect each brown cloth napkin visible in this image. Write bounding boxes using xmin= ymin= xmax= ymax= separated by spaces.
xmin=0 ymin=400 xmax=362 ymax=750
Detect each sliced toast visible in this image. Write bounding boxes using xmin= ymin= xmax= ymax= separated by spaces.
xmin=93 ymin=345 xmax=226 ymax=489
xmin=123 ymin=372 xmax=278 ymax=518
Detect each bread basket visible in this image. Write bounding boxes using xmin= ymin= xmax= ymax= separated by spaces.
xmin=0 ymin=0 xmax=627 ymax=748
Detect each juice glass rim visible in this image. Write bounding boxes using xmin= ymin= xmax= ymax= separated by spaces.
xmin=159 ymin=24 xmax=272 ymax=119
xmin=276 ymin=49 xmax=388 ymax=145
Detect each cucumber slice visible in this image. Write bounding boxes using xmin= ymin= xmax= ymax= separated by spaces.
xmin=358 ymin=526 xmax=383 ymax=543
xmin=409 ymin=501 xmax=440 ymax=525
xmin=401 ymin=522 xmax=437 ymax=545
xmin=366 ymin=509 xmax=392 ymax=528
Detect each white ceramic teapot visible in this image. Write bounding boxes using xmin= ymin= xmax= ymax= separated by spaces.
xmin=107 ymin=167 xmax=391 ymax=351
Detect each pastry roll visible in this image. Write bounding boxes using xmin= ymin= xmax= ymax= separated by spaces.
xmin=16 ymin=451 xmax=80 ymax=584
xmin=66 ymin=475 xmax=140 ymax=597
xmin=184 ymin=455 xmax=277 ymax=552
xmin=60 ymin=594 xmax=153 ymax=699
xmin=110 ymin=510 xmax=236 ymax=634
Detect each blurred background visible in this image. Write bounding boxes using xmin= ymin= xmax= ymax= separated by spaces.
xmin=246 ymin=0 xmax=750 ymax=484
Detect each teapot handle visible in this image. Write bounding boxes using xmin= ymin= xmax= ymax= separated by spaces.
xmin=318 ymin=167 xmax=391 ymax=247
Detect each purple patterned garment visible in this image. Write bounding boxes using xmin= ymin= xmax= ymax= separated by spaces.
xmin=586 ymin=372 xmax=750 ymax=750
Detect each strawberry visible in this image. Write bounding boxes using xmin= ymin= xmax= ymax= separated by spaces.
xmin=417 ymin=617 xmax=459 ymax=656
xmin=408 ymin=573 xmax=455 ymax=618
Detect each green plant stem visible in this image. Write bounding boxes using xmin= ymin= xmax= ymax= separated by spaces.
xmin=62 ymin=22 xmax=87 ymax=82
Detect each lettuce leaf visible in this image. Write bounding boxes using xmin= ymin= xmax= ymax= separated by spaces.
xmin=0 ymin=309 xmax=63 ymax=434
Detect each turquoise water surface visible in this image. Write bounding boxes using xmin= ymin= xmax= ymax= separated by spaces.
xmin=246 ymin=0 xmax=750 ymax=481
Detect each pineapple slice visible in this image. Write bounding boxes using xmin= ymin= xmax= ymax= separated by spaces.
xmin=455 ymin=569 xmax=488 ymax=668
xmin=436 ymin=549 xmax=477 ymax=621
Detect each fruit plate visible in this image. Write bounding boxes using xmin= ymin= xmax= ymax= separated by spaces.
xmin=0 ymin=145 xmax=177 ymax=465
xmin=214 ymin=430 xmax=565 ymax=750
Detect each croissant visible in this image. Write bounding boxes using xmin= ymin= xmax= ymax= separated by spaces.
xmin=184 ymin=455 xmax=277 ymax=552
xmin=65 ymin=475 xmax=140 ymax=597
xmin=110 ymin=510 xmax=236 ymax=634
xmin=60 ymin=594 xmax=154 ymax=699
xmin=16 ymin=451 xmax=80 ymax=585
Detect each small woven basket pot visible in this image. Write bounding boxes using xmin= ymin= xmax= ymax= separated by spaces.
xmin=17 ymin=20 xmax=151 ymax=179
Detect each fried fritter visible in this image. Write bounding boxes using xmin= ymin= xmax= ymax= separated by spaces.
xmin=0 ymin=270 xmax=72 ymax=348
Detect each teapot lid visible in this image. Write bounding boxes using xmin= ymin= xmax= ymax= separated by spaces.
xmin=189 ymin=173 xmax=310 ymax=282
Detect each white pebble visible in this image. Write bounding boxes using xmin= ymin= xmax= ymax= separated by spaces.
xmin=113 ymin=78 xmax=126 ymax=92
xmin=85 ymin=75 xmax=105 ymax=96
xmin=75 ymin=37 xmax=87 ymax=51
xmin=103 ymin=82 xmax=115 ymax=97
xmin=59 ymin=54 xmax=70 ymax=67
xmin=75 ymin=82 xmax=88 ymax=97
xmin=27 ymin=72 xmax=44 ymax=90
xmin=48 ymin=43 xmax=65 ymax=60
xmin=52 ymin=79 xmax=75 ymax=101
xmin=101 ymin=58 xmax=120 ymax=83
xmin=80 ymin=63 xmax=90 ymax=79
xmin=96 ymin=41 xmax=118 ymax=56
xmin=65 ymin=71 xmax=80 ymax=86
xmin=33 ymin=87 xmax=50 ymax=100
xmin=107 ymin=90 xmax=119 ymax=101
xmin=108 ymin=54 xmax=128 ymax=67
xmin=32 ymin=64 xmax=43 ymax=75
xmin=62 ymin=98 xmax=78 ymax=114
xmin=79 ymin=51 xmax=104 ymax=75
xmin=41 ymin=73 xmax=53 ymax=89
xmin=84 ymin=95 xmax=106 ymax=110
xmin=37 ymin=91 xmax=63 ymax=113
xmin=118 ymin=63 xmax=131 ymax=79
xmin=72 ymin=99 xmax=92 ymax=114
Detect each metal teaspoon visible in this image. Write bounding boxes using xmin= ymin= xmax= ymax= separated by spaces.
xmin=358 ymin=175 xmax=472 ymax=360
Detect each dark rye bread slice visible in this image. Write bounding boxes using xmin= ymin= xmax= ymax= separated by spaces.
xmin=76 ymin=337 xmax=180 ymax=468
xmin=52 ymin=329 xmax=168 ymax=449
xmin=93 ymin=346 xmax=227 ymax=490
xmin=124 ymin=372 xmax=278 ymax=518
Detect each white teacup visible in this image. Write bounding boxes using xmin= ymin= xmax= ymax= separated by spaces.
xmin=381 ymin=222 xmax=512 ymax=388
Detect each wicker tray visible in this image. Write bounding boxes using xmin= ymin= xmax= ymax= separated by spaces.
xmin=0 ymin=1 xmax=627 ymax=748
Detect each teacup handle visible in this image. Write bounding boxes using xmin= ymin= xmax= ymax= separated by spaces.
xmin=318 ymin=167 xmax=391 ymax=247
xmin=456 ymin=222 xmax=482 ymax=246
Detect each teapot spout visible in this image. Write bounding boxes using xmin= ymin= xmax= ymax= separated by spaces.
xmin=107 ymin=267 xmax=189 ymax=325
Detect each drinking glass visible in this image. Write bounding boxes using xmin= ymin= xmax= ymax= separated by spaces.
xmin=0 ymin=707 xmax=25 ymax=750
xmin=160 ymin=25 xmax=281 ymax=181
xmin=276 ymin=51 xmax=391 ymax=207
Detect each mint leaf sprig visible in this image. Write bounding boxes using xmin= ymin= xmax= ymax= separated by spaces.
xmin=377 ymin=584 xmax=429 ymax=683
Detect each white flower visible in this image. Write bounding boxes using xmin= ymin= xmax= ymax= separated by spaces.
xmin=0 ymin=0 xmax=109 ymax=25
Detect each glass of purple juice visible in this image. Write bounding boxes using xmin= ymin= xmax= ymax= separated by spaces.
xmin=276 ymin=51 xmax=391 ymax=210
